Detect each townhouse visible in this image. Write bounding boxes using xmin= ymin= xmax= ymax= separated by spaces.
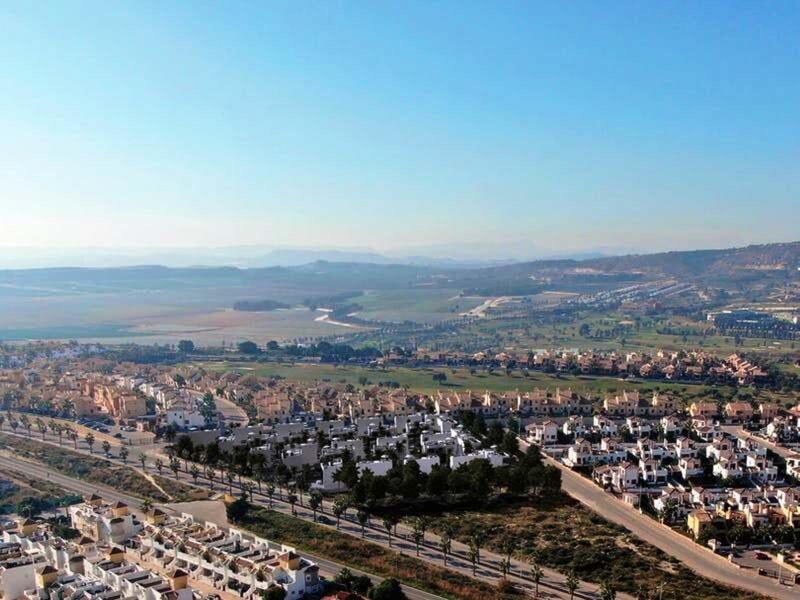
xmin=133 ymin=513 xmax=321 ymax=599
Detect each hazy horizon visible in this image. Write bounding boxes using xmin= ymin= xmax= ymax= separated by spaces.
xmin=0 ymin=237 xmax=798 ymax=270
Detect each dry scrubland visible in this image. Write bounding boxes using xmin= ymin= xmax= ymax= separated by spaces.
xmin=421 ymin=494 xmax=762 ymax=600
xmin=0 ymin=433 xmax=198 ymax=502
xmin=0 ymin=467 xmax=78 ymax=514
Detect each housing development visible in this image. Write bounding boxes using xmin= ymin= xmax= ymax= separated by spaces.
xmin=0 ymin=325 xmax=799 ymax=600
xmin=1 ymin=496 xmax=319 ymax=600
xmin=4 ymin=1 xmax=800 ymax=597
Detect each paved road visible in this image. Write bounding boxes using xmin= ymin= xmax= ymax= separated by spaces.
xmin=721 ymin=426 xmax=800 ymax=459
xmin=541 ymin=454 xmax=798 ymax=599
xmin=185 ymin=388 xmax=248 ymax=425
xmin=0 ymin=426 xmax=606 ymax=599
xmin=0 ymin=452 xmax=440 ymax=600
xmin=0 ymin=452 xmax=144 ymax=507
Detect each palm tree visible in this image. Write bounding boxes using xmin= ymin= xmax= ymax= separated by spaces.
xmin=530 ymin=563 xmax=543 ymax=598
xmin=154 ymin=458 xmax=164 ymax=475
xmin=501 ymin=538 xmax=516 ymax=563
xmin=439 ymin=529 xmax=452 ymax=566
xmin=412 ymin=518 xmax=425 ymax=556
xmin=296 ymin=476 xmax=309 ymax=508
xmin=288 ymin=493 xmax=298 ymax=516
xmin=356 ymin=510 xmax=369 ymax=538
xmin=85 ymin=432 xmax=95 ymax=454
xmin=266 ymin=484 xmax=276 ymax=508
xmin=119 ymin=446 xmax=129 ymax=464
xmin=190 ymin=464 xmax=201 ymax=484
xmin=599 ymin=579 xmax=616 ymax=600
xmin=332 ymin=499 xmax=346 ymax=530
xmin=242 ymin=482 xmax=254 ymax=501
xmin=383 ymin=518 xmax=395 ymax=547
xmin=226 ymin=470 xmax=235 ymax=493
xmin=252 ymin=468 xmax=264 ymax=494
xmin=0 ymin=414 xmax=5 ymax=430
xmin=102 ymin=440 xmax=111 ymax=457
xmin=467 ymin=543 xmax=478 ymax=575
xmin=206 ymin=467 xmax=216 ymax=490
xmin=67 ymin=428 xmax=78 ymax=449
xmin=9 ymin=420 xmax=19 ymax=435
xmin=20 ymin=414 xmax=31 ymax=437
xmin=139 ymin=453 xmax=147 ymax=470
xmin=35 ymin=417 xmax=47 ymax=440
xmin=417 ymin=515 xmax=430 ymax=546
xmin=565 ymin=571 xmax=579 ymax=600
xmin=170 ymin=457 xmax=181 ymax=479
xmin=309 ymin=491 xmax=323 ymax=522
xmin=500 ymin=557 xmax=512 ymax=579
xmin=469 ymin=531 xmax=485 ymax=565
xmin=51 ymin=421 xmax=63 ymax=445
xmin=141 ymin=497 xmax=154 ymax=514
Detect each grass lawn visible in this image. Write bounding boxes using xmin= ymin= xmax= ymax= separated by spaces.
xmin=419 ymin=494 xmax=763 ymax=600
xmin=447 ymin=311 xmax=799 ymax=357
xmin=234 ymin=505 xmax=519 ymax=600
xmin=193 ymin=359 xmax=799 ymax=407
xmin=194 ymin=360 xmax=700 ymax=394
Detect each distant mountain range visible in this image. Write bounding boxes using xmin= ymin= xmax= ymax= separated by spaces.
xmin=0 ymin=242 xmax=797 ymax=280
xmin=0 ymin=245 xmax=616 ymax=269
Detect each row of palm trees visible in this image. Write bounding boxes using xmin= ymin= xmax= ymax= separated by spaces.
xmin=0 ymin=412 xmax=140 ymax=471
xmin=153 ymin=438 xmax=610 ymax=600
xmin=0 ymin=411 xmax=624 ymax=600
xmin=2 ymin=411 xmax=89 ymax=450
xmin=0 ymin=415 xmax=613 ymax=600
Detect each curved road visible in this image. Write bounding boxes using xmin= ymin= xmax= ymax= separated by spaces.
xmin=543 ymin=455 xmax=797 ymax=599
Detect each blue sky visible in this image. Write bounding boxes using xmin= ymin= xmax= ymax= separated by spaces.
xmin=1 ymin=1 xmax=798 ymax=255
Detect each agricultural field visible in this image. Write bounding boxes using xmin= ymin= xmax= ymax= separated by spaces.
xmin=354 ymin=288 xmax=481 ymax=323
xmin=94 ymin=307 xmax=362 ymax=346
xmin=0 ymin=292 xmax=362 ymax=344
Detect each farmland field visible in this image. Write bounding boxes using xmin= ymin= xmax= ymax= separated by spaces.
xmin=354 ymin=288 xmax=482 ymax=323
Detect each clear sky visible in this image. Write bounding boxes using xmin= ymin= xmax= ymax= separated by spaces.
xmin=1 ymin=1 xmax=798 ymax=255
